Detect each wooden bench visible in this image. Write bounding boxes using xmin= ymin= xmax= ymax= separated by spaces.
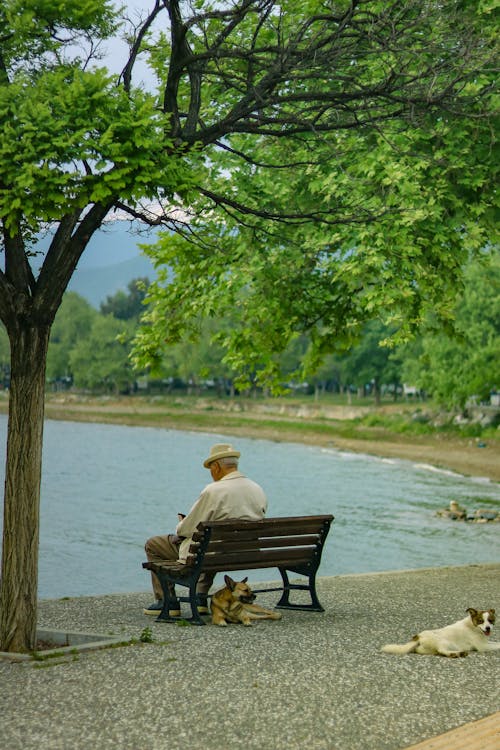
xmin=142 ymin=514 xmax=334 ymax=625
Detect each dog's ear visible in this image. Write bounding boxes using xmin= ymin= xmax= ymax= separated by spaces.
xmin=224 ymin=575 xmax=236 ymax=590
xmin=466 ymin=608 xmax=477 ymax=617
xmin=242 ymin=577 xmax=248 ymax=583
xmin=489 ymin=609 xmax=495 ymax=621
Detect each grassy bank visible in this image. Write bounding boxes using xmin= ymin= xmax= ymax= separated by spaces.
xmin=2 ymin=393 xmax=491 ymax=482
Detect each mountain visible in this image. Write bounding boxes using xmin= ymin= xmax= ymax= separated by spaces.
xmin=33 ymin=221 xmax=160 ymax=308
xmin=73 ymin=222 xmax=160 ymax=270
xmin=68 ymin=255 xmax=155 ymax=308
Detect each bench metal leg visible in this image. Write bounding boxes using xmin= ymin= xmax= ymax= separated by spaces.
xmin=275 ymin=567 xmax=324 ymax=612
xmin=155 ymin=574 xmax=182 ymax=623
xmin=154 ymin=571 xmax=208 ymax=625
xmin=181 ymin=582 xmax=207 ymax=625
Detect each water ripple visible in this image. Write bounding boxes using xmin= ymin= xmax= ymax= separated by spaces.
xmin=0 ymin=415 xmax=498 ymax=598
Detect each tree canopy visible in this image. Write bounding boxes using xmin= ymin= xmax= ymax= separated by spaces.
xmin=401 ymin=251 xmax=500 ymax=407
xmin=135 ymin=10 xmax=498 ymax=388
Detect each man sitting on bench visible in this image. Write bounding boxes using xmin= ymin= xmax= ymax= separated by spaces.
xmin=143 ymin=443 xmax=268 ymax=616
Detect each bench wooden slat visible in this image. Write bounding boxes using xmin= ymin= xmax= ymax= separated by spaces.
xmin=145 ymin=560 xmax=188 ymax=576
xmin=205 ymin=515 xmax=331 ymax=526
xmin=188 ymin=534 xmax=321 ymax=555
xmin=195 ymin=516 xmax=331 ymax=537
xmin=148 ymin=548 xmax=317 ymax=572
xmin=188 ymin=546 xmax=316 ymax=568
xmin=196 ymin=557 xmax=314 ymax=573
xmin=195 ymin=529 xmax=322 ymax=543
xmin=194 ymin=515 xmax=329 ymax=529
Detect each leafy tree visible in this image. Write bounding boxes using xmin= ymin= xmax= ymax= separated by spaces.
xmin=134 ymin=3 xmax=498 ymax=392
xmin=137 ymin=81 xmax=498 ymax=390
xmin=100 ymin=277 xmax=150 ymax=321
xmin=70 ymin=315 xmax=137 ymax=393
xmin=181 ymin=318 xmax=240 ymax=392
xmin=46 ymin=283 xmax=151 ymax=390
xmin=46 ymin=293 xmax=98 ymax=384
xmin=0 ymin=1 xmax=496 ymax=651
xmin=333 ymin=322 xmax=401 ymax=404
xmin=305 ymin=352 xmax=346 ymax=398
xmin=140 ymin=315 xmax=237 ymax=393
xmin=400 ymin=254 xmax=500 ymax=408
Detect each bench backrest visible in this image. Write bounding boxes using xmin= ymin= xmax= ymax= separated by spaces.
xmin=186 ymin=515 xmax=333 ymax=572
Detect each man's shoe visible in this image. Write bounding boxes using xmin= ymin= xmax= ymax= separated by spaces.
xmin=143 ymin=599 xmax=163 ymax=615
xmin=196 ymin=595 xmax=209 ymax=615
xmin=143 ymin=599 xmax=181 ymax=617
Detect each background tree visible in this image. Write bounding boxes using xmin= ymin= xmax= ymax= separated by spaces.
xmin=306 ymin=352 xmax=347 ymax=399
xmin=166 ymin=318 xmax=234 ymax=394
xmin=46 ymin=283 xmax=151 ymax=392
xmin=0 ymin=1 xmax=496 ymax=652
xmin=400 ymin=253 xmax=500 ymax=408
xmin=100 ymin=277 xmax=150 ymax=321
xmin=46 ymin=293 xmax=98 ymax=387
xmin=40 ymin=251 xmax=497 ymax=402
xmin=69 ymin=315 xmax=137 ymax=393
xmin=333 ymin=322 xmax=401 ymax=404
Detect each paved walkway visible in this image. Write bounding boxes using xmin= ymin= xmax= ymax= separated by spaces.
xmin=1 ymin=563 xmax=499 ymax=750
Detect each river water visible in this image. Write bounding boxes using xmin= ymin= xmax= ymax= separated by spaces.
xmin=0 ymin=415 xmax=498 ymax=599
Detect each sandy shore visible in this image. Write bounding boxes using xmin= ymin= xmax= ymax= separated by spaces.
xmin=28 ymin=395 xmax=500 ymax=483
xmin=0 ymin=392 xmax=498 ymax=481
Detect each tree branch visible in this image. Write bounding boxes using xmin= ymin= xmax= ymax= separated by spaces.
xmin=198 ymin=185 xmax=392 ymax=227
xmin=35 ymin=202 xmax=113 ymax=320
xmin=120 ymin=0 xmax=163 ymax=93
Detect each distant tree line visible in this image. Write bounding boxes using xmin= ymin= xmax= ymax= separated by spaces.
xmin=1 ymin=257 xmax=497 ymax=409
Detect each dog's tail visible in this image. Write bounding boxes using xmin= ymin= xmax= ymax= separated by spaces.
xmin=381 ymin=637 xmax=419 ymax=655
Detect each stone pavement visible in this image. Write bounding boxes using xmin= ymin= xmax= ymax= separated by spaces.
xmin=1 ymin=563 xmax=499 ymax=750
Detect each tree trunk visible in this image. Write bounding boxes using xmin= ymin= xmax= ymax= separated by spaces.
xmin=0 ymin=323 xmax=49 ymax=652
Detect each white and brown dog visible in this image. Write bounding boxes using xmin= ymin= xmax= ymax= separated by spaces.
xmin=382 ymin=608 xmax=500 ymax=658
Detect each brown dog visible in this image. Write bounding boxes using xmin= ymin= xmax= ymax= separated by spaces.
xmin=210 ymin=575 xmax=282 ymax=627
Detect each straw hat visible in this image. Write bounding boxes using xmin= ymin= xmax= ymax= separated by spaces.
xmin=203 ymin=443 xmax=241 ymax=468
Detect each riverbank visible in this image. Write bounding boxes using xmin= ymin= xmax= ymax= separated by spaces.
xmin=23 ymin=394 xmax=500 ymax=482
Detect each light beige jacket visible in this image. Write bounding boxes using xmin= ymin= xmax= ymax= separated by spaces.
xmin=176 ymin=470 xmax=267 ymax=562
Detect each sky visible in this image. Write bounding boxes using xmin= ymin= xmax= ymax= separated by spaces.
xmin=103 ymin=1 xmax=159 ymax=87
